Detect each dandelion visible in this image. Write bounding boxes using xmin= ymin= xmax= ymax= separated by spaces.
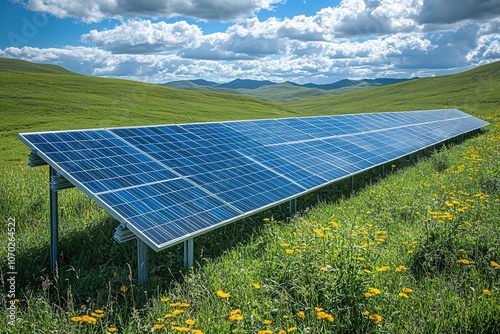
xmin=81 ymin=315 xmax=97 ymax=325
xmin=297 ymin=311 xmax=305 ymax=318
xmin=70 ymin=316 xmax=82 ymax=322
xmin=185 ymin=319 xmax=195 ymax=325
xmin=172 ymin=309 xmax=185 ymax=316
xmin=402 ymin=288 xmax=413 ymax=293
xmin=258 ymin=330 xmax=273 ymax=334
xmin=363 ymin=269 xmax=372 ymax=274
xmin=192 ymin=330 xmax=203 ymax=334
xmin=395 ymin=265 xmax=408 ymax=272
xmin=317 ymin=311 xmax=334 ymax=322
xmin=376 ymin=266 xmax=390 ymax=272
xmin=253 ymin=283 xmax=261 ymax=289
xmin=160 ymin=297 xmax=170 ymax=302
xmin=170 ymin=302 xmax=190 ymax=307
xmin=263 ymin=218 xmax=270 ymax=222
xmin=120 ymin=285 xmax=128 ymax=293
xmin=457 ymin=259 xmax=473 ymax=264
xmin=216 ymin=290 xmax=230 ymax=298
xmin=229 ymin=309 xmax=244 ymax=322
xmin=363 ymin=311 xmax=370 ymax=316
xmin=399 ymin=292 xmax=409 ymax=298
xmin=171 ymin=326 xmax=191 ymax=332
xmin=263 ymin=320 xmax=272 ymax=325
xmin=91 ymin=311 xmax=104 ymax=318
xmin=285 ymin=249 xmax=294 ymax=254
xmin=313 ymin=228 xmax=325 ymax=237
xmin=108 ymin=326 xmax=118 ymax=333
xmin=368 ymin=287 xmax=381 ymax=294
xmin=483 ymin=289 xmax=491 ymax=295
xmin=491 ymin=261 xmax=500 ymax=268
xmin=314 ymin=307 xmax=323 ymax=312
xmin=369 ymin=313 xmax=382 ymax=324
xmin=287 ymin=327 xmax=297 ymax=332
xmin=330 ymin=221 xmax=339 ymax=228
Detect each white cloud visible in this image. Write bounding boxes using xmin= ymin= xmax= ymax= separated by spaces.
xmin=82 ymin=20 xmax=203 ymax=53
xmin=19 ymin=0 xmax=282 ymax=22
xmin=419 ymin=0 xmax=500 ymax=24
xmin=4 ymin=0 xmax=500 ymax=84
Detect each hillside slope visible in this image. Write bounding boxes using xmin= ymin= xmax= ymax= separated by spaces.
xmin=0 ymin=59 xmax=293 ymax=165
xmin=0 ymin=57 xmax=75 ymax=74
xmin=285 ymin=61 xmax=500 ymax=117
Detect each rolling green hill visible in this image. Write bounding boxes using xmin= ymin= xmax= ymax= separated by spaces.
xmin=162 ymin=78 xmax=414 ymax=101
xmin=0 ymin=58 xmax=75 ymax=74
xmin=284 ymin=61 xmax=500 ymax=117
xmin=0 ymin=58 xmax=293 ymax=166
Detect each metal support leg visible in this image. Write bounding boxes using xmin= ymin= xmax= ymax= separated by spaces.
xmin=289 ymin=198 xmax=297 ymax=215
xmin=137 ymin=239 xmax=149 ymax=285
xmin=351 ymin=176 xmax=354 ymax=192
xmin=49 ymin=167 xmax=59 ymax=274
xmin=184 ymin=238 xmax=194 ymax=269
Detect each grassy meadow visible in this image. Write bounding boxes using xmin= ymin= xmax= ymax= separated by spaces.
xmin=0 ymin=59 xmax=499 ymax=333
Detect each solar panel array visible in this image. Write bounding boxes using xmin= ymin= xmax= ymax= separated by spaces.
xmin=19 ymin=109 xmax=489 ymax=251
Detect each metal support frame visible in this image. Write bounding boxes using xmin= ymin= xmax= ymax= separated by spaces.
xmin=49 ymin=166 xmax=59 ymax=274
xmin=184 ymin=238 xmax=194 ymax=269
xmin=289 ymin=198 xmax=297 ymax=215
xmin=137 ymin=239 xmax=149 ymax=285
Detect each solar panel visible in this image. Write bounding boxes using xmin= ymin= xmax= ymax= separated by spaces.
xmin=19 ymin=109 xmax=489 ymax=251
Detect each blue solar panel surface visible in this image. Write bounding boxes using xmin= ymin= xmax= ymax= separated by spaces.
xmin=19 ymin=109 xmax=489 ymax=251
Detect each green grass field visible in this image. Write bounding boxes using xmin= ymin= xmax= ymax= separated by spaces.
xmin=0 ymin=59 xmax=499 ymax=333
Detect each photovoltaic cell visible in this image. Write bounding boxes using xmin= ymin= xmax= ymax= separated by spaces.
xmin=18 ymin=109 xmax=489 ymax=251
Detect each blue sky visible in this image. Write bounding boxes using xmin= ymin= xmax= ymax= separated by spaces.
xmin=1 ymin=0 xmax=499 ymax=84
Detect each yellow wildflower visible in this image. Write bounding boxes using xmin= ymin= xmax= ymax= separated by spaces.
xmin=152 ymin=324 xmax=165 ymax=331
xmin=457 ymin=259 xmax=473 ymax=264
xmin=317 ymin=311 xmax=334 ymax=322
xmin=368 ymin=287 xmax=381 ymax=294
xmin=395 ymin=265 xmax=408 ymax=272
xmin=81 ymin=315 xmax=97 ymax=325
xmin=252 ymin=283 xmax=261 ymax=289
xmin=172 ymin=309 xmax=185 ymax=316
xmin=263 ymin=320 xmax=272 ymax=325
xmin=491 ymin=261 xmax=500 ymax=268
xmin=399 ymin=292 xmax=409 ymax=298
xmin=160 ymin=297 xmax=170 ymax=302
xmin=70 ymin=316 xmax=82 ymax=322
xmin=120 ymin=285 xmax=128 ymax=293
xmin=216 ymin=290 xmax=230 ymax=298
xmin=402 ymin=288 xmax=413 ymax=293
xmin=375 ymin=266 xmax=390 ymax=272
xmin=192 ymin=330 xmax=203 ymax=334
xmin=229 ymin=309 xmax=243 ymax=322
xmin=287 ymin=327 xmax=297 ymax=332
xmin=258 ymin=330 xmax=273 ymax=334
xmin=369 ymin=313 xmax=382 ymax=323
xmin=285 ymin=249 xmax=294 ymax=254
xmin=263 ymin=218 xmax=270 ymax=222
xmin=297 ymin=311 xmax=305 ymax=318
xmin=91 ymin=312 xmax=104 ymax=318
xmin=483 ymin=289 xmax=491 ymax=295
xmin=185 ymin=319 xmax=195 ymax=325
xmin=108 ymin=326 xmax=118 ymax=333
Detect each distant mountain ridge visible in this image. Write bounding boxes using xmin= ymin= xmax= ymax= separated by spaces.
xmin=161 ymin=77 xmax=416 ymax=101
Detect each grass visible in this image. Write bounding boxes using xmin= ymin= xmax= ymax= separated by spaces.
xmin=0 ymin=59 xmax=499 ymax=333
